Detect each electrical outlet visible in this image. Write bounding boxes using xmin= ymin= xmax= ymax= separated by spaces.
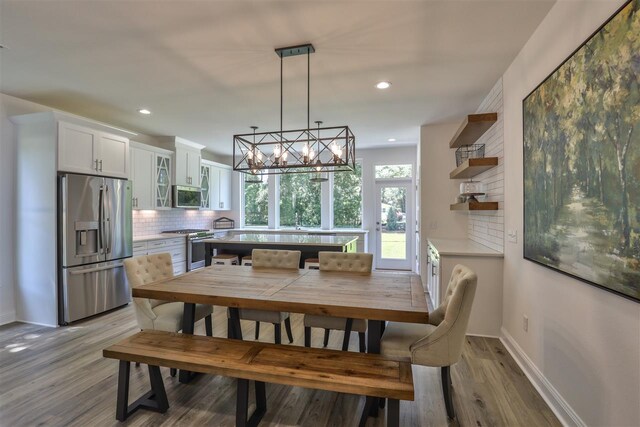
xmin=508 ymin=229 xmax=518 ymax=243
xmin=523 ymin=315 xmax=529 ymax=332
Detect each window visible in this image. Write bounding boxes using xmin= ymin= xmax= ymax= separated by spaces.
xmin=374 ymin=164 xmax=412 ymax=179
xmin=279 ymin=174 xmax=321 ymax=227
xmin=243 ymin=176 xmax=269 ymax=226
xmin=333 ymin=162 xmax=362 ymax=228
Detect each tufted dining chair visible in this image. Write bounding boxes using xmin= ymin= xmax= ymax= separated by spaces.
xmin=304 ymin=252 xmax=373 ymax=352
xmin=124 ymin=253 xmax=213 ymax=375
xmin=380 ymin=264 xmax=477 ymax=419
xmin=229 ymin=249 xmax=301 ymax=344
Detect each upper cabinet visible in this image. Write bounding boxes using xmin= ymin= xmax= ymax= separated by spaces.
xmin=174 ymin=143 xmax=202 ymax=187
xmin=201 ymin=160 xmax=232 ymax=211
xmin=58 ymin=121 xmax=129 ymax=178
xmin=130 ymin=142 xmax=173 ymax=210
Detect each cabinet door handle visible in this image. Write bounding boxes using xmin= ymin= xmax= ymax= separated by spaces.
xmin=432 ymin=264 xmax=437 ymax=276
xmin=94 ymin=159 xmax=99 ymax=171
xmin=99 ymin=160 xmax=103 ymax=172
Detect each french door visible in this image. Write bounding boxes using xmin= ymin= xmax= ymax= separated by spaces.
xmin=375 ymin=182 xmax=412 ymax=270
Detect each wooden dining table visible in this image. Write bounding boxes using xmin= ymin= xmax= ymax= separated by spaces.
xmin=132 ymin=265 xmax=429 ymax=384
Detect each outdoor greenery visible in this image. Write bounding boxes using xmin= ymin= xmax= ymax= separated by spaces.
xmin=244 ymin=164 xmax=363 ymax=228
xmin=374 ymin=164 xmax=412 ymax=179
xmin=280 ymin=173 xmax=322 ymax=227
xmin=333 ymin=163 xmax=362 ymax=228
xmin=523 ymin=0 xmax=640 ymax=301
xmin=243 ymin=176 xmax=268 ymax=226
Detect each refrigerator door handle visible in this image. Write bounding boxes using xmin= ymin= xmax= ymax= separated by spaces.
xmin=104 ymin=184 xmax=111 ymax=254
xmin=98 ymin=185 xmax=105 ymax=254
xmin=69 ymin=262 xmax=124 ymax=275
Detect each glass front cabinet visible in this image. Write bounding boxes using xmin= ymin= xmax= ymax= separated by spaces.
xmin=155 ymin=153 xmax=172 ymax=209
xmin=200 ymin=163 xmax=211 ymax=209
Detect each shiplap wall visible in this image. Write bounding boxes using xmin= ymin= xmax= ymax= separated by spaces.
xmin=467 ymin=78 xmax=504 ymax=252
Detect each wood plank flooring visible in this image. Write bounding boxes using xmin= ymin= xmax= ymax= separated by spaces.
xmin=0 ymin=305 xmax=560 ymax=427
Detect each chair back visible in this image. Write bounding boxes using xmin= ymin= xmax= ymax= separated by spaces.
xmin=124 ymin=253 xmax=174 ymax=309
xmin=318 ymin=252 xmax=373 ymax=273
xmin=411 ymin=264 xmax=477 ymax=366
xmin=251 ymin=249 xmax=301 ymax=270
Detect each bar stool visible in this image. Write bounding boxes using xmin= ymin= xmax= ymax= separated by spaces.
xmin=241 ymin=256 xmax=252 ymax=266
xmin=212 ymin=254 xmax=239 ymax=265
xmin=304 ymin=258 xmax=320 ymax=269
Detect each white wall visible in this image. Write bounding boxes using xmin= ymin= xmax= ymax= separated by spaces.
xmin=501 ymin=1 xmax=640 ymax=426
xmin=0 ymin=94 xmax=53 ymax=325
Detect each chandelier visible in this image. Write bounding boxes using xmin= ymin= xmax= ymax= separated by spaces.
xmin=233 ymin=43 xmax=355 ymax=177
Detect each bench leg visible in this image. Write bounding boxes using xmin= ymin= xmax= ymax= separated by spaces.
xmin=254 ymin=321 xmax=260 ymax=340
xmin=358 ymin=332 xmax=366 ymax=353
xmin=115 ymin=362 xmax=169 ymax=422
xmin=236 ymin=379 xmax=267 ymax=427
xmin=387 ymin=399 xmax=399 ymax=427
xmin=304 ymin=326 xmax=311 ymax=347
xmin=358 ymin=396 xmax=375 ymax=427
xmin=342 ymin=318 xmax=354 ymax=351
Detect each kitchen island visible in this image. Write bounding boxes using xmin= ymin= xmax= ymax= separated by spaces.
xmin=203 ymin=233 xmax=358 ymax=268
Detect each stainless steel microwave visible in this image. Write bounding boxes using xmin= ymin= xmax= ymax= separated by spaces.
xmin=172 ymin=185 xmax=201 ymax=209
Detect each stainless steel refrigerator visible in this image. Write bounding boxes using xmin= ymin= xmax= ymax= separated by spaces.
xmin=58 ymin=173 xmax=133 ymax=324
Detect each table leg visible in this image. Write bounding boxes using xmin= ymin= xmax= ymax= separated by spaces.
xmin=228 ymin=307 xmax=243 ymax=340
xmin=179 ymin=303 xmax=196 ymax=384
xmin=365 ymin=320 xmax=384 ymax=418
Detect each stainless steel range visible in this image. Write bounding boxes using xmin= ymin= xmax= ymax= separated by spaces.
xmin=161 ymin=229 xmax=217 ymax=271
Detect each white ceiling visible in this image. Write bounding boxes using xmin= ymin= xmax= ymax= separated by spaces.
xmin=0 ymin=0 xmax=554 ymax=155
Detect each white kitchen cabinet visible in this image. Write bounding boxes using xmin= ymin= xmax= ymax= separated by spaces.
xmin=58 ymin=121 xmax=129 ymax=178
xmin=132 ymin=237 xmax=187 ymax=276
xmin=175 ymin=145 xmax=201 ymax=187
xmin=201 ymin=161 xmax=232 ymax=211
xmin=130 ymin=146 xmax=155 ymax=210
xmin=155 ymin=153 xmax=172 ymax=209
xmin=427 ymin=239 xmax=503 ymax=336
xmin=130 ymin=142 xmax=173 ymax=210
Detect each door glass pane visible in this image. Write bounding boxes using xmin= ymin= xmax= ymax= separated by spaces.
xmin=380 ymin=186 xmax=407 ymax=259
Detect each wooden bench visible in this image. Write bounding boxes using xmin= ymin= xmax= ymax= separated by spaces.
xmin=103 ymin=330 xmax=414 ymax=427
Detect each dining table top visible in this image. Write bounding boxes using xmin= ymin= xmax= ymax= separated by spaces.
xmin=132 ymin=265 xmax=429 ymax=324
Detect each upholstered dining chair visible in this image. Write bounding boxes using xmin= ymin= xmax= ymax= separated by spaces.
xmin=124 ymin=253 xmax=214 ymax=375
xmin=379 ymin=264 xmax=477 ymax=420
xmin=303 ymin=251 xmax=373 ymax=352
xmin=229 ymin=249 xmax=300 ymax=344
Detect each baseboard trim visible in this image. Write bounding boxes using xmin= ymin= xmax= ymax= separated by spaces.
xmin=500 ymin=327 xmax=585 ymax=427
xmin=467 ymin=332 xmax=500 ymax=339
xmin=15 ymin=319 xmax=58 ymax=328
xmin=0 ymin=310 xmax=17 ymax=326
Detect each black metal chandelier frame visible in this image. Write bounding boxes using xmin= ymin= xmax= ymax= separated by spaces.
xmin=233 ymin=43 xmax=356 ymax=176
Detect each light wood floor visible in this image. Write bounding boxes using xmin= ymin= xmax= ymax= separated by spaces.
xmin=0 ymin=305 xmax=560 ymax=427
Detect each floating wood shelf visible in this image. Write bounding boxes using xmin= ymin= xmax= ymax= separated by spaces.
xmin=449 ymin=157 xmax=498 ymax=179
xmin=449 ymin=113 xmax=498 ymax=148
xmin=450 ymin=201 xmax=499 ymax=211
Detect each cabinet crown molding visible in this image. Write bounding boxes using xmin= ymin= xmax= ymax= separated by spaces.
xmin=10 ymin=111 xmax=137 ymax=138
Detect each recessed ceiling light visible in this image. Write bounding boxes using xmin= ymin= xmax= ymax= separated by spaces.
xmin=388 ymin=138 xmax=396 ymax=142
xmin=376 ymin=81 xmax=391 ymax=89
xmin=138 ymin=108 xmax=151 ymax=115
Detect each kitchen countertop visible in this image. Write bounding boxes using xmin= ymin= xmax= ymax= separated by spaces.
xmin=133 ymin=233 xmax=186 ymax=243
xmin=203 ymin=233 xmax=358 ymax=247
xmin=428 ymin=238 xmax=503 ymax=258
xmin=230 ymin=228 xmax=368 ymax=234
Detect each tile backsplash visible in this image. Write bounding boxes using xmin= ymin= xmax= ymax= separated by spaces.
xmin=133 ymin=209 xmax=229 ymax=236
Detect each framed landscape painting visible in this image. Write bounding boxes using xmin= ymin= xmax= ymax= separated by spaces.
xmin=523 ymin=0 xmax=640 ymax=302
